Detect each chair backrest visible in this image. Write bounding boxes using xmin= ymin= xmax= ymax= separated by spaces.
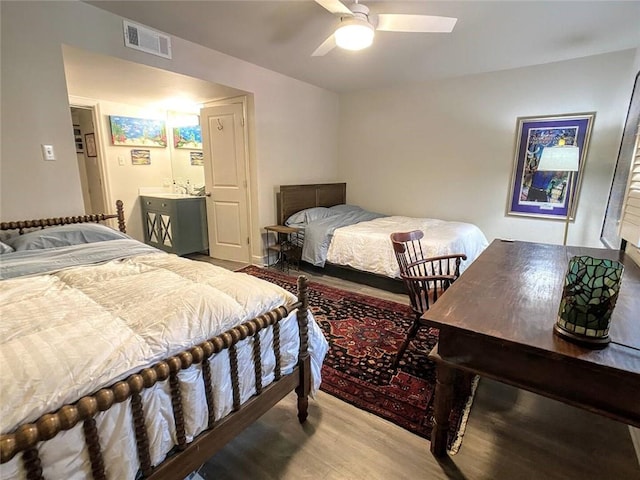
xmin=390 ymin=230 xmax=467 ymax=316
xmin=390 ymin=230 xmax=425 ymax=274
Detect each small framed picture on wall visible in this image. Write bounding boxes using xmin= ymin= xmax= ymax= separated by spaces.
xmin=131 ymin=149 xmax=151 ymax=165
xmin=74 ymin=126 xmax=84 ymax=153
xmin=85 ymin=133 xmax=97 ymax=157
xmin=190 ymin=151 xmax=204 ymax=166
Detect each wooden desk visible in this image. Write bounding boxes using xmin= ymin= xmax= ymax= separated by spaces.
xmin=424 ymin=240 xmax=640 ymax=456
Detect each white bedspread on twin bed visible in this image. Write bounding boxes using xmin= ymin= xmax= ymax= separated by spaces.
xmin=0 ymin=252 xmax=328 ymax=480
xmin=326 ymin=216 xmax=489 ymax=278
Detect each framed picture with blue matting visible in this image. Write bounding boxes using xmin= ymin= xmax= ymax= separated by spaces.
xmin=507 ymin=112 xmax=595 ymax=220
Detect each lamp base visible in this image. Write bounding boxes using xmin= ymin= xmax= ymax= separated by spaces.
xmin=553 ymin=324 xmax=610 ymax=349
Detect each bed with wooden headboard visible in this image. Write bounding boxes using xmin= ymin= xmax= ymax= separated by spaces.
xmin=277 ymin=182 xmax=347 ymax=225
xmin=0 ymin=201 xmax=328 ymax=480
xmin=275 ymin=182 xmax=489 ymax=293
xmin=276 ymin=182 xmax=405 ymax=291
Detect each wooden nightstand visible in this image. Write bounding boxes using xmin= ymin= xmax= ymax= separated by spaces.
xmin=264 ymin=225 xmax=301 ymax=271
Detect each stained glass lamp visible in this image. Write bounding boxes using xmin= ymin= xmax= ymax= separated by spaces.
xmin=554 ymin=256 xmax=624 ymax=348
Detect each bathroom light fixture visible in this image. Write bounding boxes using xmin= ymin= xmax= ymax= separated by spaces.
xmin=334 ymin=17 xmax=375 ymax=51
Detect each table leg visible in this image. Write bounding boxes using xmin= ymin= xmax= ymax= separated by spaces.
xmin=430 ymin=361 xmax=458 ymax=457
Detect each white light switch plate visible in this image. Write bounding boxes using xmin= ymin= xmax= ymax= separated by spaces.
xmin=41 ymin=144 xmax=55 ymax=161
xmin=118 ymin=156 xmax=125 ymax=166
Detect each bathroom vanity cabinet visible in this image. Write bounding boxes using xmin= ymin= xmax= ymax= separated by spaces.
xmin=140 ymin=194 xmax=208 ymax=255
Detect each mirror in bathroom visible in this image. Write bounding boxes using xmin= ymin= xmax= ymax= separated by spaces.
xmin=168 ymin=111 xmax=204 ymax=192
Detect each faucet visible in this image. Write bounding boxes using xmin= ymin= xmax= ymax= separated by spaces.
xmin=173 ymin=182 xmax=188 ymax=194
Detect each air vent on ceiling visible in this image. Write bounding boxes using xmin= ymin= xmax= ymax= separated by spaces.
xmin=123 ymin=20 xmax=172 ymax=59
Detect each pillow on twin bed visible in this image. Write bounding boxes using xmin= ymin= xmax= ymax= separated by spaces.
xmin=5 ymin=223 xmax=130 ymax=251
xmin=284 ymin=207 xmax=338 ymax=226
xmin=0 ymin=241 xmax=14 ymax=254
xmin=329 ymin=204 xmax=363 ymax=214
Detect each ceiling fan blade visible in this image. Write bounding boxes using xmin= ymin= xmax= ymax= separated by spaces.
xmin=376 ymin=14 xmax=457 ymax=33
xmin=312 ymin=34 xmax=337 ymax=57
xmin=314 ymin=0 xmax=353 ymax=16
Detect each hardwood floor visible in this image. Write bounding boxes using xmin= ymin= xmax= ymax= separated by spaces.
xmin=192 ymin=257 xmax=640 ymax=480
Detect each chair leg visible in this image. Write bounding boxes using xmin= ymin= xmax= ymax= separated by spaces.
xmin=393 ymin=316 xmax=421 ymax=368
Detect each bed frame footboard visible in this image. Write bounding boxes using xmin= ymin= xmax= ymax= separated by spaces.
xmin=0 ymin=275 xmax=312 ymax=480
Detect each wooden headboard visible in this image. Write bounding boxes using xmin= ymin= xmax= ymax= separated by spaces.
xmin=277 ymin=183 xmax=346 ymax=224
xmin=0 ymin=200 xmax=126 ymax=234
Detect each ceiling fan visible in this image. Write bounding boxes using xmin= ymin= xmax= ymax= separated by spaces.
xmin=312 ymin=0 xmax=457 ymax=56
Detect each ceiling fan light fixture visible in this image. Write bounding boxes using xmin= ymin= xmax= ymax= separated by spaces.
xmin=334 ymin=18 xmax=374 ymax=51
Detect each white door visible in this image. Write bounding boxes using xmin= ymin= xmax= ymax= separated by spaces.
xmin=201 ymin=103 xmax=250 ymax=262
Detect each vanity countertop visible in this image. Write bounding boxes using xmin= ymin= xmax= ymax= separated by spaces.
xmin=142 ymin=193 xmax=203 ymax=200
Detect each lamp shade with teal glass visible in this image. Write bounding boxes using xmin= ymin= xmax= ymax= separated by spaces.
xmin=554 ymin=256 xmax=624 ymax=348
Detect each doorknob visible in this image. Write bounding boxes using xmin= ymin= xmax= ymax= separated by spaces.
xmin=205 ymin=192 xmax=212 ymax=197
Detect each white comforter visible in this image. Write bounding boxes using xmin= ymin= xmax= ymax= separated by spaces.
xmin=0 ymin=253 xmax=328 ymax=480
xmin=327 ymin=216 xmax=489 ymax=278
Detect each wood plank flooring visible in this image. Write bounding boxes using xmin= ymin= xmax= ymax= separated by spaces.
xmin=190 ymin=256 xmax=640 ymax=480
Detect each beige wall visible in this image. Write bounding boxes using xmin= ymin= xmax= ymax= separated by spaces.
xmin=0 ymin=1 xmax=339 ymax=262
xmin=338 ymin=50 xmax=638 ymax=247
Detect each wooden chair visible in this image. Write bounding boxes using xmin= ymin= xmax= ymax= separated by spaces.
xmin=390 ymin=230 xmax=467 ymax=367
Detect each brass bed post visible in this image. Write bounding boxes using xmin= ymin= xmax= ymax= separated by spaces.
xmin=272 ymin=322 xmax=282 ymax=380
xmin=252 ymin=332 xmax=263 ymax=394
xmin=21 ymin=448 xmax=43 ymax=480
xmin=229 ymin=345 xmax=241 ymax=411
xmin=295 ymin=275 xmax=311 ymax=423
xmin=133 ymin=371 xmax=155 ymax=478
xmin=115 ymin=199 xmax=126 ymax=233
xmin=167 ymin=355 xmax=189 ymax=451
xmin=199 ymin=341 xmax=217 ymax=429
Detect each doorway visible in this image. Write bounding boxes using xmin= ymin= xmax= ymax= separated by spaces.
xmin=63 ymin=46 xmax=254 ymax=251
xmin=70 ymin=106 xmax=106 ymax=214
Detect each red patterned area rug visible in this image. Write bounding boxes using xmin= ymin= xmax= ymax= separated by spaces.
xmin=238 ymin=266 xmax=478 ymax=454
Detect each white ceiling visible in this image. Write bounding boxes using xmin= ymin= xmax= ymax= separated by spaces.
xmin=64 ymin=45 xmax=245 ymax=110
xmin=87 ymin=1 xmax=640 ymax=93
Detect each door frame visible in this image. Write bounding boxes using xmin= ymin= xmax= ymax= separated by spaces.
xmin=68 ymin=96 xmax=113 ymax=215
xmin=202 ymin=95 xmax=258 ymax=264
